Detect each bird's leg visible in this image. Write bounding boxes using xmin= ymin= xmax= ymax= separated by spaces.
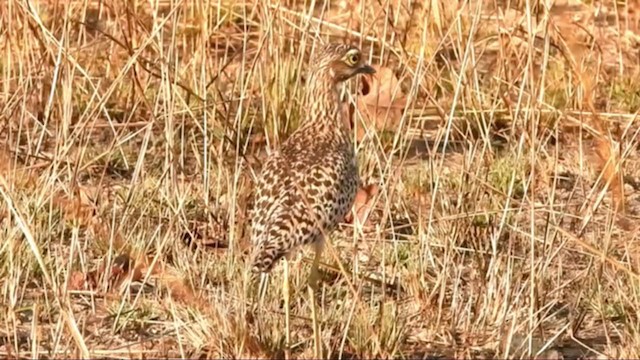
xmin=308 ymin=285 xmax=322 ymax=357
xmin=308 ymin=238 xmax=323 ymax=357
xmin=283 ymin=259 xmax=291 ymax=360
xmin=308 ymin=238 xmax=324 ymax=291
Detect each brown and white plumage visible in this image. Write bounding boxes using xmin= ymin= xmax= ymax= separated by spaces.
xmin=250 ymin=43 xmax=375 ymax=277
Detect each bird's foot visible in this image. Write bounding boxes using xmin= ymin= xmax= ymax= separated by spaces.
xmin=308 ymin=268 xmax=321 ymax=292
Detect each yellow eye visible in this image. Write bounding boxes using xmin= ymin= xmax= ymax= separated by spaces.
xmin=345 ymin=51 xmax=360 ymax=66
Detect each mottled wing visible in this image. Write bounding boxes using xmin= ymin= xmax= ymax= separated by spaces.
xmin=250 ymin=146 xmax=356 ymax=273
xmin=250 ymin=152 xmax=289 ymax=245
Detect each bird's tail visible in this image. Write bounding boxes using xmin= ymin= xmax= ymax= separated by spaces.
xmin=250 ymin=241 xmax=289 ymax=274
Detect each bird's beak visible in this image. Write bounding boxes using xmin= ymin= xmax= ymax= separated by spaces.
xmin=358 ymin=65 xmax=376 ymax=75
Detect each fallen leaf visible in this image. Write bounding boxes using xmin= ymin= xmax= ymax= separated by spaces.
xmin=51 ymin=185 xmax=100 ymax=230
xmin=69 ymin=252 xmax=200 ymax=306
xmin=131 ymin=255 xmax=200 ymax=306
xmin=67 ymin=253 xmax=133 ymax=292
xmin=355 ymin=65 xmax=407 ymax=140
xmin=67 ymin=267 xmax=100 ymax=291
xmin=158 ymin=270 xmax=197 ymax=303
xmin=345 ymin=184 xmax=379 ymax=225
xmin=67 ymin=271 xmax=90 ymax=291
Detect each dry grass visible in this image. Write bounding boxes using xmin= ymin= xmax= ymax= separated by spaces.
xmin=2 ymin=0 xmax=640 ymax=358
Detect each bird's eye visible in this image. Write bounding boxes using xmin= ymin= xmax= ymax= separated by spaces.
xmin=345 ymin=52 xmax=360 ymax=66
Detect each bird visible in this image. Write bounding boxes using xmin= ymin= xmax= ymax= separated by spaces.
xmin=249 ymin=42 xmax=375 ymax=290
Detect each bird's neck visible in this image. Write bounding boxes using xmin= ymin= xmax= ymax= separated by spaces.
xmin=304 ymin=71 xmax=348 ymax=135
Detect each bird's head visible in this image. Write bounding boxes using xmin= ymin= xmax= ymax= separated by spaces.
xmin=310 ymin=43 xmax=375 ymax=83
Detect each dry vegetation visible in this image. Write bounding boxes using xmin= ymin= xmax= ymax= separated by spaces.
xmin=3 ymin=0 xmax=640 ymax=358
